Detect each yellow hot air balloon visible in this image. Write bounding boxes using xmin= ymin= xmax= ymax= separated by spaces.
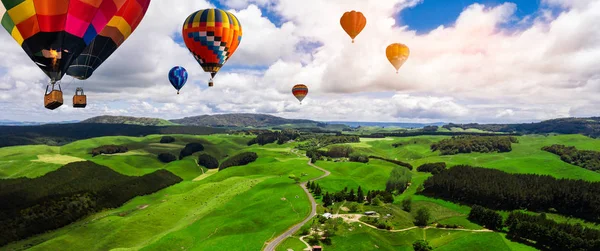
xmin=386 ymin=43 xmax=410 ymax=73
xmin=340 ymin=11 xmax=366 ymax=43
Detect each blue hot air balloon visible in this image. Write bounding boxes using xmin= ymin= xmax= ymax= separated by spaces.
xmin=169 ymin=66 xmax=188 ymax=94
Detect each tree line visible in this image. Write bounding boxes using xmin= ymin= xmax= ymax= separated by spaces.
xmin=421 ymin=165 xmax=600 ymax=222
xmin=369 ymin=156 xmax=413 ymax=170
xmin=308 ymin=182 xmax=394 ymax=207
xmin=443 ymin=117 xmax=600 ymax=138
xmin=91 ymin=145 xmax=128 ymax=156
xmin=247 ymin=129 xmax=301 ymax=146
xmin=359 ymin=131 xmax=520 ymax=139
xmin=0 ymin=161 xmax=182 ymax=246
xmin=417 ymin=162 xmax=446 ymax=174
xmin=430 ymin=135 xmax=518 ymax=155
xmin=542 ymin=144 xmax=600 ymax=171
xmin=219 ymin=152 xmax=258 ymax=171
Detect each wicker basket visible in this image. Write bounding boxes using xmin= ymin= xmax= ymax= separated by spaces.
xmin=73 ymin=88 xmax=87 ymax=108
xmin=44 ymin=90 xmax=63 ymax=110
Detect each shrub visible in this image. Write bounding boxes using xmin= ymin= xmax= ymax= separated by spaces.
xmin=179 ymin=143 xmax=204 ymax=160
xmin=160 ymin=136 xmax=175 ymax=143
xmin=197 ymin=153 xmax=219 ymax=169
xmin=219 ymin=152 xmax=258 ymax=171
xmin=91 ymin=145 xmax=128 ymax=157
xmin=158 ymin=153 xmax=177 ymax=163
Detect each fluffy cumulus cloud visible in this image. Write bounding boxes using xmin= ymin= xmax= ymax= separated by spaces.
xmin=0 ymin=0 xmax=598 ymax=123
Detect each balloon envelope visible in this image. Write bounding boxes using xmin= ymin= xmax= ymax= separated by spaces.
xmin=67 ymin=0 xmax=151 ymax=80
xmin=182 ymin=8 xmax=242 ymax=82
xmin=340 ymin=11 xmax=366 ymax=43
xmin=386 ymin=43 xmax=410 ymax=73
xmin=292 ymin=84 xmax=308 ymax=103
xmin=169 ymin=66 xmax=188 ymax=93
xmin=0 ymin=0 xmax=126 ymax=82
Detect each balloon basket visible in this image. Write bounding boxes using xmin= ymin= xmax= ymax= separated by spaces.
xmin=44 ymin=82 xmax=63 ymax=110
xmin=73 ymin=87 xmax=87 ymax=108
xmin=208 ymin=81 xmax=214 ymax=87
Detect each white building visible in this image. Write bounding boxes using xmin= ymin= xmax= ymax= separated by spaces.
xmin=322 ymin=213 xmax=333 ymax=219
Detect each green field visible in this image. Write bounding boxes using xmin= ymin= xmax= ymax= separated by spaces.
xmin=1 ymin=133 xmax=599 ymax=250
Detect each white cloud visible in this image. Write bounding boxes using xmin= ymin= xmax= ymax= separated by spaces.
xmin=0 ymin=0 xmax=599 ymax=123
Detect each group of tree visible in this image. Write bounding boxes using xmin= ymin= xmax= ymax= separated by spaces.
xmin=468 ymin=205 xmax=503 ymax=230
xmin=297 ymin=135 xmax=360 ymax=151
xmin=159 ymin=136 xmax=175 ymax=143
xmin=369 ymin=156 xmax=413 ymax=170
xmin=417 ymin=162 xmax=447 ymax=174
xmin=157 ymin=153 xmax=177 ymax=163
xmin=247 ymin=129 xmax=300 ymax=146
xmin=179 ymin=143 xmax=205 ymax=160
xmin=506 ymin=211 xmax=600 ymax=251
xmin=348 ymin=153 xmax=369 ymax=163
xmin=197 ymin=153 xmax=219 ymax=169
xmin=415 ymin=207 xmax=431 ymax=226
xmin=90 ymin=145 xmax=128 ymax=157
xmin=307 ymin=181 xmax=323 ymax=196
xmin=421 ymin=165 xmax=600 ymax=222
xmin=542 ymin=144 xmax=600 ymax=171
xmin=360 ymin=131 xmax=520 ymax=139
xmin=0 ymin=161 xmax=182 ymax=246
xmin=385 ymin=166 xmax=412 ymax=194
xmin=413 ymin=240 xmax=433 ymax=251
xmin=316 ymin=184 xmax=392 ymax=207
xmin=305 ymin=145 xmax=355 ymax=163
xmin=430 ymin=135 xmax=518 ymax=155
xmin=219 ymin=152 xmax=258 ymax=171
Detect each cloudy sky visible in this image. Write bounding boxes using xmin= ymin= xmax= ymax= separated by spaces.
xmin=0 ymin=0 xmax=599 ymax=123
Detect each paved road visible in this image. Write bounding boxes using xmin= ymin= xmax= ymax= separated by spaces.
xmin=263 ymin=152 xmax=331 ymax=251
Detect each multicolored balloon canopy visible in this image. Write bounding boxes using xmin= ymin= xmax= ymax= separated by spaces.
xmin=1 ymin=0 xmax=126 ymax=83
xmin=340 ymin=11 xmax=366 ymax=43
xmin=292 ymin=84 xmax=308 ymax=104
xmin=168 ymin=66 xmax=188 ymax=94
xmin=67 ymin=0 xmax=151 ymax=80
xmin=182 ymin=8 xmax=242 ymax=87
xmin=386 ymin=43 xmax=410 ymax=73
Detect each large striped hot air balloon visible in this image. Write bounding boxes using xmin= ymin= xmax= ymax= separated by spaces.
xmin=386 ymin=43 xmax=410 ymax=73
xmin=340 ymin=11 xmax=366 ymax=43
xmin=182 ymin=8 xmax=242 ymax=87
xmin=292 ymin=84 xmax=308 ymax=104
xmin=1 ymin=0 xmax=126 ymax=110
xmin=168 ymin=66 xmax=188 ymax=94
xmin=67 ymin=0 xmax=151 ymax=80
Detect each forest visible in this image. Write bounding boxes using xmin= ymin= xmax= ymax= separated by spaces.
xmin=542 ymin=144 xmax=600 ymax=171
xmin=506 ymin=211 xmax=600 ymax=251
xmin=430 ymin=135 xmax=518 ymax=155
xmin=421 ymin=165 xmax=600 ymax=222
xmin=247 ymin=129 xmax=301 ymax=146
xmin=0 ymin=161 xmax=182 ymax=246
xmin=219 ymin=152 xmax=258 ymax=171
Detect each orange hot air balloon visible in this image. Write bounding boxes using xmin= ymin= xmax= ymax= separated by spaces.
xmin=340 ymin=11 xmax=366 ymax=43
xmin=292 ymin=84 xmax=308 ymax=104
xmin=386 ymin=43 xmax=410 ymax=73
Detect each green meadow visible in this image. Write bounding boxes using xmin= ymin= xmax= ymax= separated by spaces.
xmin=1 ymin=133 xmax=599 ymax=250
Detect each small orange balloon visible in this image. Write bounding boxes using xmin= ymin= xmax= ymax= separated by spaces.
xmin=386 ymin=43 xmax=410 ymax=73
xmin=340 ymin=11 xmax=367 ymax=43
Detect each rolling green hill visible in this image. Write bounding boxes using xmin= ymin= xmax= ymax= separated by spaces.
xmin=170 ymin=113 xmax=319 ymax=127
xmin=1 ymin=133 xmax=599 ymax=250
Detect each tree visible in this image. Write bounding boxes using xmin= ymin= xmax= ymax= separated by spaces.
xmin=197 ymin=153 xmax=219 ymax=169
xmin=402 ymin=197 xmax=412 ymax=212
xmin=289 ymin=174 xmax=300 ymax=184
xmin=357 ymin=186 xmax=364 ymax=203
xmin=315 ymin=184 xmax=322 ymax=196
xmin=348 ymin=202 xmax=362 ymax=213
xmin=366 ymin=191 xmax=373 ymax=204
xmin=307 ymin=233 xmax=320 ymax=246
xmin=307 ymin=181 xmax=313 ymax=191
xmin=372 ymin=195 xmax=384 ymax=206
xmin=323 ymin=192 xmax=333 ymax=207
xmin=348 ymin=189 xmax=356 ymax=202
xmin=413 ymin=240 xmax=433 ymax=251
xmin=415 ymin=208 xmax=430 ymax=226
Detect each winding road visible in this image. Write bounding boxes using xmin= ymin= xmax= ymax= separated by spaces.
xmin=263 ymin=151 xmax=331 ymax=251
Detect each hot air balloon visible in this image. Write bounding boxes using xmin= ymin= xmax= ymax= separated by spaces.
xmin=386 ymin=43 xmax=410 ymax=73
xmin=340 ymin=11 xmax=366 ymax=43
xmin=168 ymin=66 xmax=188 ymax=94
xmin=1 ymin=0 xmax=125 ymax=110
xmin=182 ymin=8 xmax=242 ymax=87
xmin=67 ymin=0 xmax=151 ymax=80
xmin=292 ymin=84 xmax=308 ymax=104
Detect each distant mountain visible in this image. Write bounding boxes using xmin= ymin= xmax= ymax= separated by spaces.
xmin=81 ymin=115 xmax=177 ymax=126
xmin=170 ymin=113 xmax=318 ymax=127
xmin=0 ymin=120 xmax=79 ymax=126
xmin=444 ymin=117 xmax=600 ymax=138
xmin=328 ymin=121 xmax=446 ymax=128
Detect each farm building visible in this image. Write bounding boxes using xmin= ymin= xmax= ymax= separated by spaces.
xmin=322 ymin=213 xmax=333 ymax=219
xmin=312 ymin=246 xmax=322 ymax=251
xmin=364 ymin=211 xmax=377 ymax=216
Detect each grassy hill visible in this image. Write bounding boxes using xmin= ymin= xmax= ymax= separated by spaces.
xmin=81 ymin=115 xmax=177 ymax=126
xmin=170 ymin=113 xmax=319 ymax=127
xmin=444 ymin=117 xmax=600 ymax=138
xmin=2 ymin=133 xmax=600 ymax=250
